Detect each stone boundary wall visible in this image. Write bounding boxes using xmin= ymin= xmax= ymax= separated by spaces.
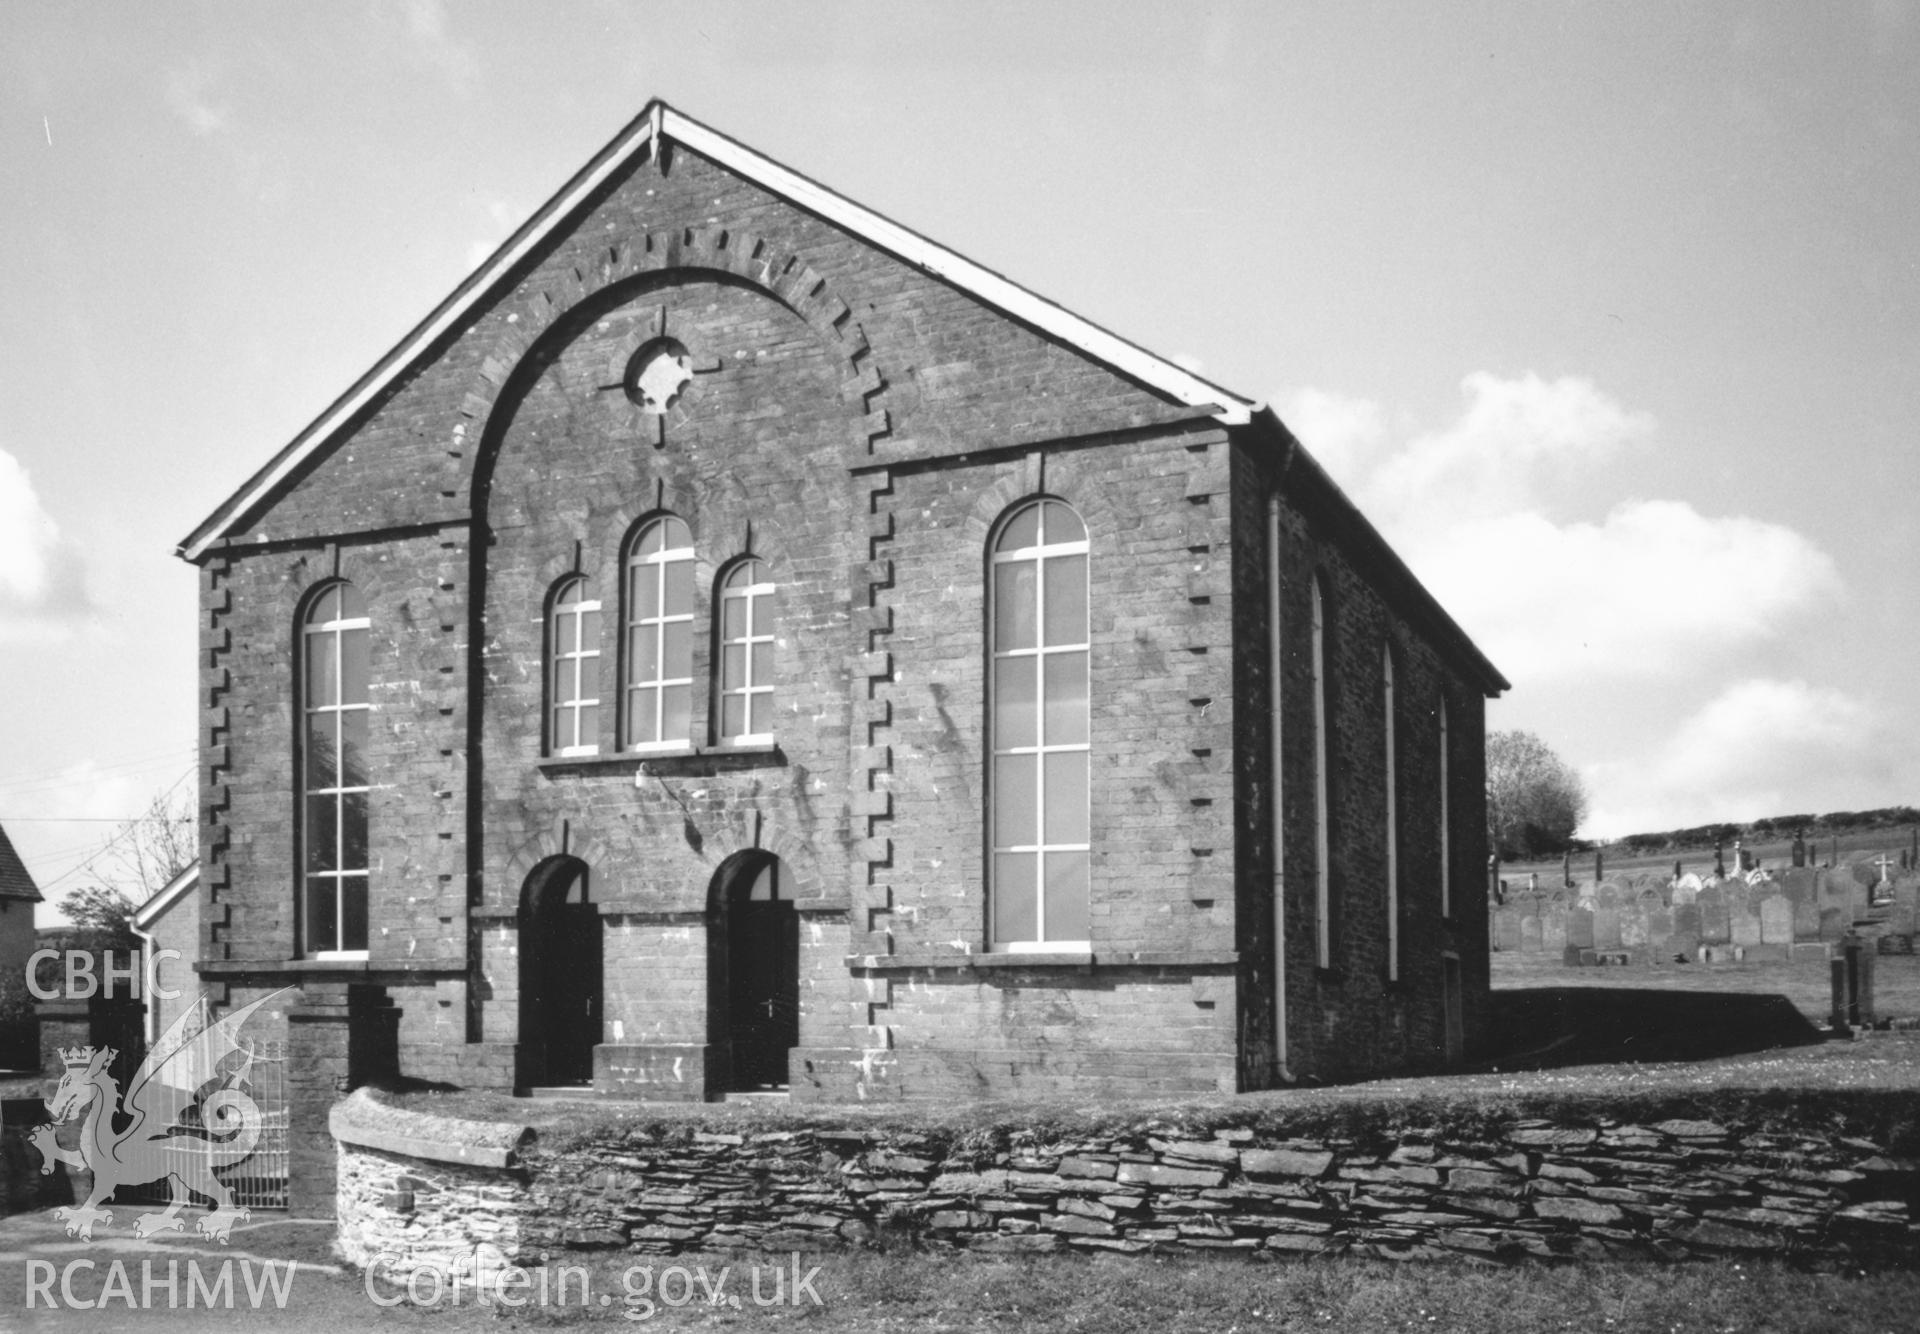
xmin=330 ymin=1091 xmax=1918 ymax=1268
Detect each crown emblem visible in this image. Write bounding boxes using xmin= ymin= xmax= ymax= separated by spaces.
xmin=58 ymin=1046 xmax=94 ymax=1068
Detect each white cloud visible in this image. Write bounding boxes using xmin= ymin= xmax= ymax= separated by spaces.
xmin=0 ymin=448 xmax=89 ymax=640
xmin=164 ymin=66 xmax=231 ymax=136
xmin=1279 ymin=372 xmax=1840 ymax=684
xmin=381 ymin=0 xmax=482 ymax=94
xmin=1583 ymin=678 xmax=1897 ymax=835
xmin=1276 ymin=386 xmax=1389 ymax=485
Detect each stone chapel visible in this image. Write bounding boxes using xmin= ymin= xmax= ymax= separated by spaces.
xmin=176 ymin=102 xmax=1508 ymax=1121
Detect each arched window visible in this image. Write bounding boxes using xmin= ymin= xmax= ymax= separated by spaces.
xmin=547 ymin=576 xmax=601 ymax=756
xmin=1438 ymin=695 xmax=1452 ymax=920
xmin=1383 ymin=643 xmax=1399 ymax=983
xmin=623 ymin=516 xmax=694 ymax=749
xmin=989 ymin=498 xmax=1089 ymax=950
xmin=300 ymin=582 xmax=370 ymax=957
xmin=715 ymin=558 xmax=776 ymax=744
xmin=1311 ymin=573 xmax=1331 ymax=969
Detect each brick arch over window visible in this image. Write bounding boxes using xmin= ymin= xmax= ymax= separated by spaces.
xmin=961 ymin=452 xmax=1120 ymax=552
xmin=458 ymin=227 xmax=894 ymax=509
xmin=500 ymin=818 xmax=615 ymax=905
xmin=699 ymin=817 xmax=822 ymax=906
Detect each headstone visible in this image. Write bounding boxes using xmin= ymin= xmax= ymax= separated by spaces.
xmin=1647 ymin=903 xmax=1673 ymax=949
xmin=1819 ymin=907 xmax=1846 ymax=941
xmin=1567 ymin=907 xmax=1595 ymax=950
xmin=1619 ymin=900 xmax=1649 ymax=949
xmin=1542 ymin=905 xmax=1569 ymax=952
xmin=1594 ymin=905 xmax=1623 ymax=950
xmin=1730 ymin=899 xmax=1762 ymax=947
xmin=1782 ymin=866 xmax=1816 ymax=905
xmin=1760 ymin=894 xmax=1793 ymax=945
xmin=1793 ymin=899 xmax=1820 ymax=941
xmin=1791 ymin=830 xmax=1807 ymax=868
xmin=1670 ymin=902 xmax=1702 ymax=956
xmin=1672 ymin=875 xmax=1701 ymax=904
xmin=1714 ymin=839 xmax=1725 ymax=879
xmin=1520 ymin=914 xmax=1543 ymax=952
xmin=1595 ymin=851 xmax=1604 ymax=883
xmin=1832 ymin=941 xmax=1876 ymax=1028
xmin=1699 ymin=885 xmax=1730 ymax=944
xmin=1529 ymin=871 xmax=1539 ymax=893
xmin=1495 ymin=907 xmax=1522 ymax=951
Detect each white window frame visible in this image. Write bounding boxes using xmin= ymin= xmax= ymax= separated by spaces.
xmin=623 ymin=518 xmax=696 ymax=752
xmin=989 ymin=500 xmax=1091 ymax=952
xmin=715 ymin=559 xmax=776 ymax=747
xmin=548 ymin=577 xmax=601 ymax=757
xmin=302 ymin=583 xmax=371 ymax=961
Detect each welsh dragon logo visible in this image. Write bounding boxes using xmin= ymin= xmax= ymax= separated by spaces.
xmin=28 ymin=989 xmax=291 ymax=1243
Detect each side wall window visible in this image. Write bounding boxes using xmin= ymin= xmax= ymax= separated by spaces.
xmin=300 ymin=581 xmax=370 ymax=957
xmin=548 ymin=576 xmax=601 ymax=755
xmin=989 ymin=499 xmax=1090 ymax=949
xmin=1438 ymin=695 xmax=1452 ymax=919
xmin=623 ymin=516 xmax=695 ymax=749
xmin=1383 ymin=643 xmax=1400 ymax=983
xmin=715 ymin=558 xmax=776 ymax=744
xmin=1311 ymin=573 xmax=1331 ymax=969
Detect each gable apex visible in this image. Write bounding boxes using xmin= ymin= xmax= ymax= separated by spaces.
xmin=176 ymin=99 xmax=1258 ymax=563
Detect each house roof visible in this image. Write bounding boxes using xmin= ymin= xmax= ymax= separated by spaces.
xmin=176 ymin=100 xmax=1258 ymax=562
xmin=132 ymin=861 xmax=199 ymax=932
xmin=0 ymin=823 xmax=44 ymax=903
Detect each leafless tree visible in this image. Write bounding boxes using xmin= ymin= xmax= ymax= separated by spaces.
xmin=104 ymin=784 xmax=197 ymax=904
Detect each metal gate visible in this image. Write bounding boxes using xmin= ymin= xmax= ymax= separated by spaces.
xmin=122 ymin=1036 xmax=290 ymax=1211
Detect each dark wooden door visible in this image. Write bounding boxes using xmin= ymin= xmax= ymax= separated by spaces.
xmin=727 ymin=902 xmax=797 ymax=1089
xmin=535 ymin=902 xmax=602 ymax=1086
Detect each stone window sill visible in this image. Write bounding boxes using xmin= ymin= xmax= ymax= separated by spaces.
xmin=846 ymin=949 xmax=1239 ymax=973
xmin=195 ymin=957 xmax=467 ymax=977
xmin=535 ymin=742 xmax=784 ymax=779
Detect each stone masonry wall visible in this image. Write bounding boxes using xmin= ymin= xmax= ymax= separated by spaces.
xmin=331 ymin=1091 xmax=1918 ymax=1270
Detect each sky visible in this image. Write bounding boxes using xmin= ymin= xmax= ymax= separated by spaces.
xmin=3 ymin=2 xmax=1917 ymax=919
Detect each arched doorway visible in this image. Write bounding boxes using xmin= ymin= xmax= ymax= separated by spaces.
xmin=519 ymin=856 xmax=602 ymax=1088
xmin=708 ymin=854 xmax=798 ymax=1093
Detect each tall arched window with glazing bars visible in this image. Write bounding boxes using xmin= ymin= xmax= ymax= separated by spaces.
xmin=989 ymin=499 xmax=1090 ymax=949
xmin=300 ymin=581 xmax=370 ymax=957
xmin=715 ymin=558 xmax=776 ymax=744
xmin=1311 ymin=572 xmax=1331 ymax=969
xmin=623 ymin=516 xmax=695 ymax=750
xmin=547 ymin=576 xmax=601 ymax=756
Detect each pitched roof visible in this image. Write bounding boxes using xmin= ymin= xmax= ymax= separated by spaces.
xmin=0 ymin=823 xmax=44 ymax=903
xmin=176 ymin=100 xmax=1258 ymax=562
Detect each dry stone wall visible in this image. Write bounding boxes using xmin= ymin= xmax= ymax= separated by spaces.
xmin=331 ymin=1091 xmax=1918 ymax=1268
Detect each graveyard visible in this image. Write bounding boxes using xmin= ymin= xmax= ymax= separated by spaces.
xmin=1489 ymin=843 xmax=1919 ymax=974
